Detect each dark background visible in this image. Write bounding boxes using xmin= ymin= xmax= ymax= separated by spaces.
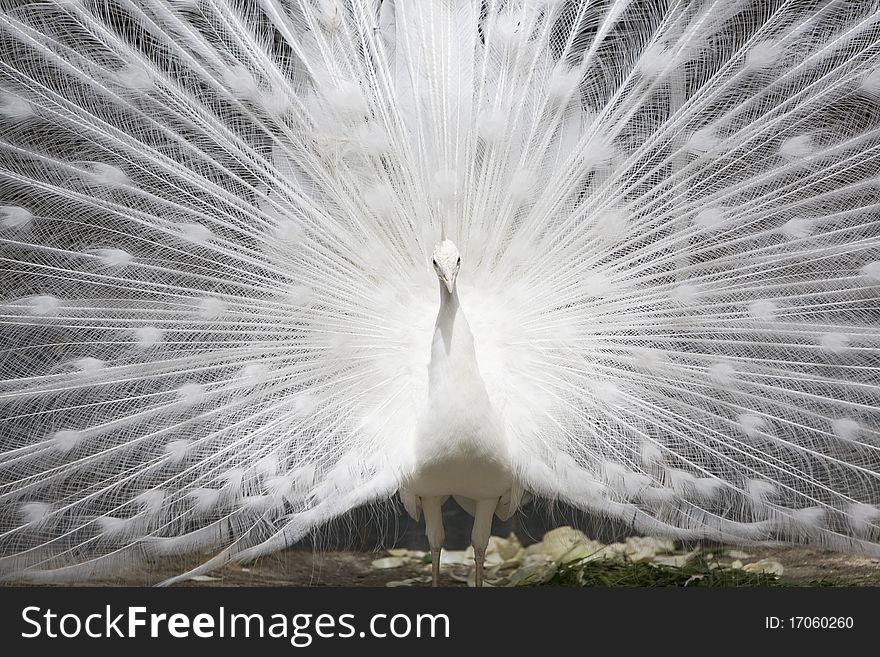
xmin=303 ymin=498 xmax=635 ymax=553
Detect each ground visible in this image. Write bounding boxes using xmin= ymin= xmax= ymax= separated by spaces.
xmin=159 ymin=545 xmax=880 ymax=587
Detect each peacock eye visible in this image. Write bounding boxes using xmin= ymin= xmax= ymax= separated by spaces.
xmin=456 ymin=257 xmax=460 ymax=265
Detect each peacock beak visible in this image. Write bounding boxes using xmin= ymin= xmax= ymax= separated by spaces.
xmin=443 ymin=275 xmax=455 ymax=294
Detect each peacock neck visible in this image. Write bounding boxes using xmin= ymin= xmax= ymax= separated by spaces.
xmin=428 ymin=282 xmax=484 ymax=396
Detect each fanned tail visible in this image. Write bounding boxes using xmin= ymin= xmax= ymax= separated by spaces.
xmin=1 ymin=0 xmax=879 ymax=583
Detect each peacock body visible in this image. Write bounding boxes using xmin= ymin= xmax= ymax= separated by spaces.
xmin=0 ymin=0 xmax=879 ymax=585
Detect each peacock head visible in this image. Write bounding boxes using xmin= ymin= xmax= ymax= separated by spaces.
xmin=432 ymin=240 xmax=461 ymax=294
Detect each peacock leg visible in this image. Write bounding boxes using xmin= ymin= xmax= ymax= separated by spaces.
xmin=421 ymin=496 xmax=445 ymax=587
xmin=471 ymin=499 xmax=497 ymax=588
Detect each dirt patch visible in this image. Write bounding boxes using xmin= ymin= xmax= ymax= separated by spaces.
xmin=742 ymin=546 xmax=880 ymax=587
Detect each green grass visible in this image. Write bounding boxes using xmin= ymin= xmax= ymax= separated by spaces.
xmin=546 ymin=557 xmax=814 ymax=587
